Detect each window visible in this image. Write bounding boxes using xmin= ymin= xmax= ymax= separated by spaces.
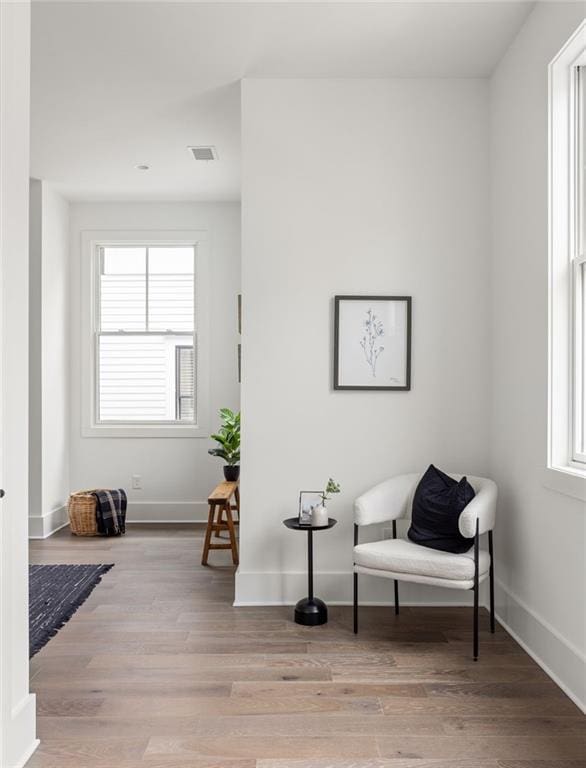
xmin=82 ymin=231 xmax=209 ymax=437
xmin=572 ymin=66 xmax=586 ymax=463
xmin=97 ymin=245 xmax=195 ymax=423
xmin=548 ymin=24 xmax=586 ymax=496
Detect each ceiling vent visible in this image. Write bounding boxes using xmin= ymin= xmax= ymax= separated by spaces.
xmin=188 ymin=146 xmax=218 ymax=162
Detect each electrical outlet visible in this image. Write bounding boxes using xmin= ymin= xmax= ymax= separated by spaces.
xmin=131 ymin=474 xmax=142 ymax=490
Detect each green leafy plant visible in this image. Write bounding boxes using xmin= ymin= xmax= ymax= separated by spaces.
xmin=321 ymin=477 xmax=341 ymax=504
xmin=208 ymin=408 xmax=240 ymax=466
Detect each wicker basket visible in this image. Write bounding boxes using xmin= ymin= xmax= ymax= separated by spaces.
xmin=68 ymin=490 xmax=99 ymax=536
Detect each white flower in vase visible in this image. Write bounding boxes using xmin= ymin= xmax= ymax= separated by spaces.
xmin=311 ymin=478 xmax=341 ymax=526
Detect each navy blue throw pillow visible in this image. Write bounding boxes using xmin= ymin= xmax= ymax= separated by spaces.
xmin=407 ymin=465 xmax=475 ymax=554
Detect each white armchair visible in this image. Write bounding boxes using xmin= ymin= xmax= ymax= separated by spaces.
xmin=353 ymin=472 xmax=497 ymax=660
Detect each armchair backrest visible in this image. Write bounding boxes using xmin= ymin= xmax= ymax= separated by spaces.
xmin=354 ymin=473 xmax=420 ymax=527
xmin=354 ymin=471 xmax=497 ymax=536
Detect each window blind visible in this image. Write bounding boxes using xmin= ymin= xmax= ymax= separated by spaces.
xmin=175 ymin=345 xmax=195 ymax=422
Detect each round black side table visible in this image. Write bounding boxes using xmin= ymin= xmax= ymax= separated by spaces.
xmin=283 ymin=517 xmax=337 ymax=626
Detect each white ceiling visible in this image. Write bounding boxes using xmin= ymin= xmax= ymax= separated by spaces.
xmin=31 ymin=1 xmax=534 ymax=202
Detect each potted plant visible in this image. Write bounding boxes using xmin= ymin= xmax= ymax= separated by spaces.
xmin=208 ymin=408 xmax=241 ymax=481
xmin=311 ymin=478 xmax=341 ymax=526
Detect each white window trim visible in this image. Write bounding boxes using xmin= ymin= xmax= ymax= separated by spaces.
xmin=547 ymin=22 xmax=586 ymax=499
xmin=80 ymin=230 xmax=210 ymax=438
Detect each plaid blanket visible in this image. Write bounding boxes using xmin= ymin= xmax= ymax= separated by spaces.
xmin=92 ymin=489 xmax=127 ymax=536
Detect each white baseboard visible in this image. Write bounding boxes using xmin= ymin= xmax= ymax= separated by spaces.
xmin=28 ymin=505 xmax=68 ymax=540
xmin=126 ymin=501 xmax=208 ymax=523
xmin=235 ymin=599 xmax=477 ymax=607
xmin=494 ymin=578 xmax=586 ymax=713
xmin=234 ymin=570 xmax=485 ymax=607
xmin=3 ymin=693 xmax=38 ymax=768
xmin=10 ymin=738 xmax=39 ymax=768
xmin=28 ymin=501 xmax=209 ymax=537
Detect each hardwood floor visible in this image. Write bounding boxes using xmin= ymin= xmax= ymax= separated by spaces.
xmin=28 ymin=525 xmax=585 ymax=768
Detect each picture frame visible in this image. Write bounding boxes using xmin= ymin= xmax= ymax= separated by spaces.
xmin=334 ymin=295 xmax=411 ymax=391
xmin=298 ymin=491 xmax=322 ymax=526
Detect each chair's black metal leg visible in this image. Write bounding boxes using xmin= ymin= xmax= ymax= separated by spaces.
xmin=473 ymin=518 xmax=479 ymax=661
xmin=353 ymin=524 xmax=359 ymax=634
xmin=392 ymin=520 xmax=399 ymax=615
xmin=488 ymin=529 xmax=495 ymax=634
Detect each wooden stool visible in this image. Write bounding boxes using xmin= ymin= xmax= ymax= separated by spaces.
xmin=201 ymin=480 xmax=240 ymax=566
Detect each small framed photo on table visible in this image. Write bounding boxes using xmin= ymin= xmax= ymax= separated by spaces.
xmin=334 ymin=295 xmax=412 ymax=391
xmin=299 ymin=491 xmax=322 ymax=526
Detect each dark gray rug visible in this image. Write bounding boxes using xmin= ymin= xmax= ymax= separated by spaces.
xmin=29 ymin=564 xmax=114 ymax=657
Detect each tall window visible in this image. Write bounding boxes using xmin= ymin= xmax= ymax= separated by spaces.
xmin=573 ymin=66 xmax=585 ymax=464
xmin=96 ymin=245 xmax=196 ymax=424
xmin=549 ymin=24 xmax=586 ymax=490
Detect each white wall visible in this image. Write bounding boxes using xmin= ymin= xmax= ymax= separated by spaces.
xmin=0 ymin=1 xmax=38 ymax=765
xmin=29 ymin=179 xmax=70 ymax=539
xmin=238 ymin=79 xmax=491 ymax=605
xmin=29 ymin=181 xmax=42 ymax=531
xmin=69 ymin=202 xmax=240 ymax=521
xmin=490 ymin=2 xmax=586 ymax=710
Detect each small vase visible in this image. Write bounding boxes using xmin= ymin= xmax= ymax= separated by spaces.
xmin=223 ymin=465 xmax=240 ymax=482
xmin=311 ymin=503 xmax=328 ymax=527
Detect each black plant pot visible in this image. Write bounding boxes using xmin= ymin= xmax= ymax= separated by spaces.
xmin=223 ymin=465 xmax=240 ymax=482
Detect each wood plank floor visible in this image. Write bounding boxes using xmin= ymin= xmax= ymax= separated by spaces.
xmin=28 ymin=524 xmax=585 ymax=768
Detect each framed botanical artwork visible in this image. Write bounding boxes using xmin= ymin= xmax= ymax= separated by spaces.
xmin=299 ymin=491 xmax=322 ymax=526
xmin=333 ymin=295 xmax=411 ymax=390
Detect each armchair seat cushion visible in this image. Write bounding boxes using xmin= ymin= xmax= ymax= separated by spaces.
xmin=354 ymin=538 xmax=490 ymax=582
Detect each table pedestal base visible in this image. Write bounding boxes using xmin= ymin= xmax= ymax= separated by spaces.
xmin=294 ymin=597 xmax=327 ymax=626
